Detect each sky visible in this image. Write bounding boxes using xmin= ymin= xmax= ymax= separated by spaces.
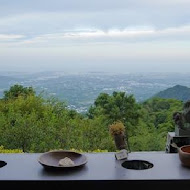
xmin=0 ymin=0 xmax=190 ymax=73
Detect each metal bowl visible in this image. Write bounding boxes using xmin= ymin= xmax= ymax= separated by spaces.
xmin=38 ymin=150 xmax=87 ymax=170
xmin=122 ymin=160 xmax=154 ymax=170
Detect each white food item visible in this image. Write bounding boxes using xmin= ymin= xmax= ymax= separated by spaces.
xmin=59 ymin=157 xmax=75 ymax=167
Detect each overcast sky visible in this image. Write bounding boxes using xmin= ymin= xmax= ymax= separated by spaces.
xmin=0 ymin=0 xmax=190 ymax=73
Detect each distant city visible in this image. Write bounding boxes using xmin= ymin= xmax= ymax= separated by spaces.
xmin=1 ymin=71 xmax=190 ymax=113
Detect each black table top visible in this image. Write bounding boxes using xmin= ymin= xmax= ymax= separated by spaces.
xmin=0 ymin=152 xmax=189 ymax=181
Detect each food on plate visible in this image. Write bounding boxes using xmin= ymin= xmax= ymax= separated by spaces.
xmin=58 ymin=157 xmax=75 ymax=166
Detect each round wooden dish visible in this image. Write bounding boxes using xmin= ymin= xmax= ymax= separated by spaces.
xmin=38 ymin=150 xmax=87 ymax=170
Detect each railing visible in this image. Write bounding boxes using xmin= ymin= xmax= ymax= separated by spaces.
xmin=0 ymin=152 xmax=190 ymax=189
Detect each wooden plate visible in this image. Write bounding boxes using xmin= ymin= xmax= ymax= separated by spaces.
xmin=38 ymin=150 xmax=87 ymax=170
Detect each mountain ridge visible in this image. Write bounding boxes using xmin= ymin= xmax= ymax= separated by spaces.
xmin=154 ymin=85 xmax=190 ymax=102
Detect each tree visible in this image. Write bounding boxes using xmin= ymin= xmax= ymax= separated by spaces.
xmin=88 ymin=91 xmax=141 ymax=128
xmin=3 ymin=84 xmax=36 ymax=100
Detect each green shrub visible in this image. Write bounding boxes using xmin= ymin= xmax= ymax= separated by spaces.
xmin=0 ymin=146 xmax=23 ymax=153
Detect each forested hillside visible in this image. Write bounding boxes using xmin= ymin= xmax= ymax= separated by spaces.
xmin=154 ymin=85 xmax=190 ymax=102
xmin=0 ymin=85 xmax=183 ymax=152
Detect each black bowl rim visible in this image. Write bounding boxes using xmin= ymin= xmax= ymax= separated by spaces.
xmin=38 ymin=150 xmax=88 ymax=168
xmin=0 ymin=160 xmax=7 ymax=168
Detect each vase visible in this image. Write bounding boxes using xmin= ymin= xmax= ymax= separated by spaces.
xmin=113 ymin=133 xmax=126 ymax=150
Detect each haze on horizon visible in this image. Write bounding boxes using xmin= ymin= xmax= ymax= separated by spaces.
xmin=0 ymin=0 xmax=190 ymax=73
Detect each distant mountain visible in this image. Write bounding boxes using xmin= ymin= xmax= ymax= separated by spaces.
xmin=0 ymin=75 xmax=19 ymax=89
xmin=0 ymin=75 xmax=16 ymax=82
xmin=154 ymin=85 xmax=190 ymax=102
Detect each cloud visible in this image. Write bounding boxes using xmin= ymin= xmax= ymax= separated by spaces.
xmin=0 ymin=24 xmax=188 ymax=47
xmin=21 ymin=28 xmax=154 ymax=43
xmin=0 ymin=34 xmax=25 ymax=41
xmin=0 ymin=0 xmax=190 ymax=72
xmin=1 ymin=0 xmax=190 ymax=15
xmin=0 ymin=0 xmax=190 ymax=35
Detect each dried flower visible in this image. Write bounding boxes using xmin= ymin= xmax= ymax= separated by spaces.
xmin=109 ymin=121 xmax=125 ymax=136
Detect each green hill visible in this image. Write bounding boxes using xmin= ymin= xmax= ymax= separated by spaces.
xmin=154 ymin=85 xmax=190 ymax=102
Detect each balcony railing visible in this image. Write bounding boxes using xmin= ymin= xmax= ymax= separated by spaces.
xmin=0 ymin=151 xmax=190 ymax=189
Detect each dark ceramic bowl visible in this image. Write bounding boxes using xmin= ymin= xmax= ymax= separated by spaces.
xmin=0 ymin=160 xmax=7 ymax=168
xmin=38 ymin=150 xmax=87 ymax=170
xmin=179 ymin=145 xmax=190 ymax=167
